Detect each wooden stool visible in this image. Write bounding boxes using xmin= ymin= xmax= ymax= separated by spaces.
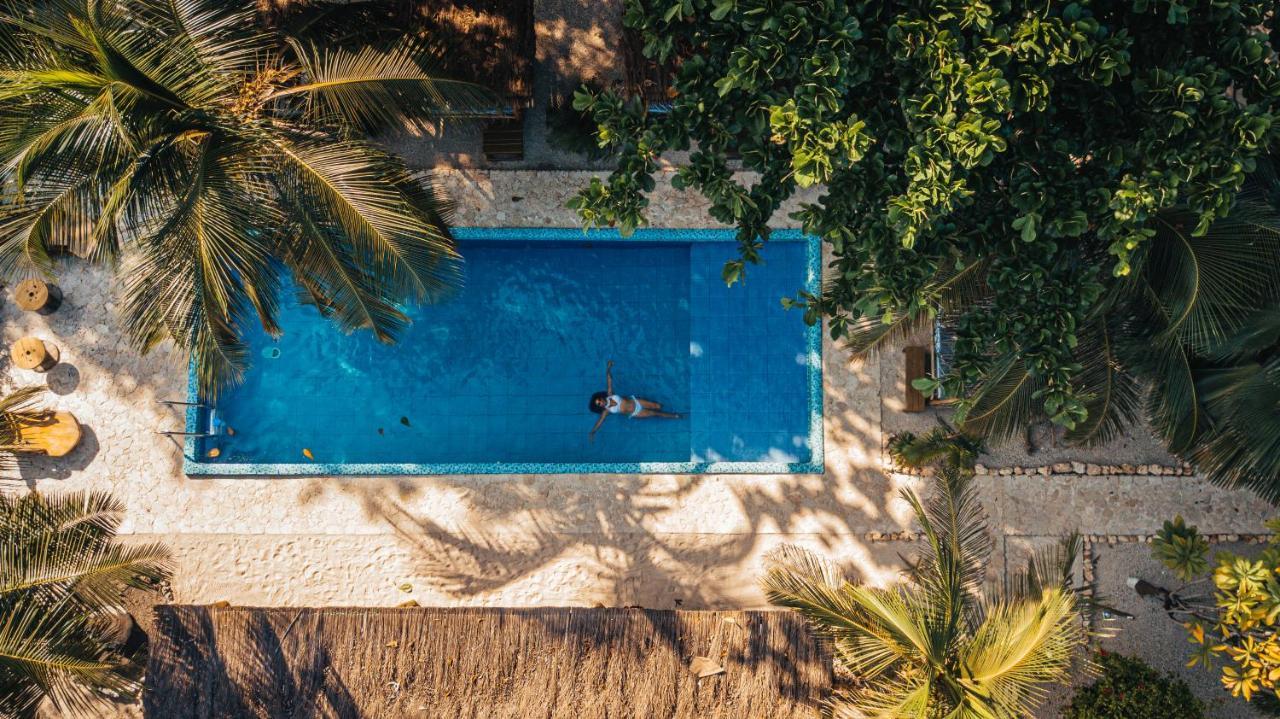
xmin=14 ymin=278 xmax=62 ymax=314
xmin=11 ymin=337 xmax=60 ymax=373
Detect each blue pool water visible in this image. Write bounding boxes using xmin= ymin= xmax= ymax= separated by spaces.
xmin=186 ymin=228 xmax=821 ymax=475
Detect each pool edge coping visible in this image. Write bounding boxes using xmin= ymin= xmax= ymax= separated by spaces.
xmin=183 ymin=227 xmax=824 ymax=477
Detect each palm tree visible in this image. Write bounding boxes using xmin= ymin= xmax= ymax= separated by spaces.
xmin=0 ymin=490 xmax=172 ymax=718
xmin=838 ymin=164 xmax=1280 ymax=499
xmin=0 ymin=0 xmax=494 ymax=396
xmin=763 ymin=435 xmax=1088 ymax=718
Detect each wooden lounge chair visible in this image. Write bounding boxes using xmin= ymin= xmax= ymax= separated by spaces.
xmin=12 ymin=411 xmax=82 ymax=457
xmin=903 ymin=345 xmax=929 ymax=413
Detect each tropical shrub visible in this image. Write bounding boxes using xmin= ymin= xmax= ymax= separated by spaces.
xmin=0 ymin=490 xmax=171 ymax=717
xmin=546 ymin=82 xmax=616 ymax=162
xmin=1147 ymin=515 xmax=1280 ymax=703
xmin=0 ymin=0 xmax=493 ymax=396
xmin=930 ymin=166 xmax=1280 ymax=499
xmin=571 ymin=0 xmax=1280 ymax=436
xmin=763 ymin=430 xmax=1089 ymax=717
xmin=1064 ymin=651 xmax=1204 ymax=719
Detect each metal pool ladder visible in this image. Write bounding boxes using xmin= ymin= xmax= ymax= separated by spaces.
xmin=155 ymin=399 xmax=211 ymax=437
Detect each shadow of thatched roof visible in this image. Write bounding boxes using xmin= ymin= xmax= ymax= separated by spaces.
xmin=144 ymin=605 xmax=831 ymax=718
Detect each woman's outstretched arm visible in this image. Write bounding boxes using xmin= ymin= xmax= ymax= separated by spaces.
xmin=605 ymin=360 xmax=614 ymax=395
xmin=589 ymin=412 xmax=608 ymax=441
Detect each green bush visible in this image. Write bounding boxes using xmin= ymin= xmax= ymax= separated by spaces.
xmin=1065 ymin=652 xmax=1204 ymax=719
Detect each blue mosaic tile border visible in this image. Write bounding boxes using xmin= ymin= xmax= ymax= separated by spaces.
xmin=184 ymin=227 xmax=824 ymax=476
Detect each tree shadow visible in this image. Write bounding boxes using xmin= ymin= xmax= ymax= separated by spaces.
xmin=283 ymin=329 xmax=915 ymax=622
xmin=145 ymin=606 xmax=358 ymax=719
xmin=146 ymin=605 xmax=828 ymax=719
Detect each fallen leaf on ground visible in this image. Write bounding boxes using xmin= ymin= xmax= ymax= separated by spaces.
xmin=302 ymin=448 xmax=314 ymax=460
xmin=690 ymin=657 xmax=724 ymax=678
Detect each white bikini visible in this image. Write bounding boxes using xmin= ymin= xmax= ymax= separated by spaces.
xmin=605 ymin=394 xmax=644 ymax=418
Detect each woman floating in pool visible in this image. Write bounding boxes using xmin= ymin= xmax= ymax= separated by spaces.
xmin=589 ymin=360 xmax=681 ymax=441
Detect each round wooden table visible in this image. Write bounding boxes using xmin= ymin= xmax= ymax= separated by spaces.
xmin=11 ymin=337 xmax=60 ymax=373
xmin=14 ymin=278 xmax=62 ymax=314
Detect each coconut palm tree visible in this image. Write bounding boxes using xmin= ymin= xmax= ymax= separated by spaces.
xmin=0 ymin=490 xmax=172 ymax=718
xmin=763 ymin=435 xmax=1088 ymax=718
xmin=0 ymin=0 xmax=495 ymax=396
xmin=839 ymin=163 xmax=1280 ymax=500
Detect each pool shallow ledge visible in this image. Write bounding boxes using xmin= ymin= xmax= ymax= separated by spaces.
xmin=182 ymin=227 xmax=824 ymax=476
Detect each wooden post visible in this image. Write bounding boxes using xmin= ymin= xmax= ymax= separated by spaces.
xmin=14 ymin=278 xmax=62 ymax=314
xmin=903 ymin=345 xmax=928 ymax=413
xmin=11 ymin=337 xmax=60 ymax=373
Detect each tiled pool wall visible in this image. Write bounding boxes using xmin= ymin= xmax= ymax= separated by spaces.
xmin=184 ymin=227 xmax=823 ymax=475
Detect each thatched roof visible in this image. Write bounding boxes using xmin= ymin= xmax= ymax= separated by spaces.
xmin=265 ymin=0 xmax=535 ymax=107
xmin=144 ymin=606 xmax=831 ymax=718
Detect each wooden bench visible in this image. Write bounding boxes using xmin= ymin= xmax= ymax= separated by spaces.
xmin=903 ymin=345 xmax=929 ymax=413
xmin=482 ymin=117 xmax=525 ymax=161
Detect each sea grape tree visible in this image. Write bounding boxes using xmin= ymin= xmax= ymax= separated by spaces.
xmin=571 ymin=0 xmax=1280 ymax=429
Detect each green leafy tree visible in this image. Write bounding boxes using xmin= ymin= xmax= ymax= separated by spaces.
xmin=1146 ymin=515 xmax=1280 ymax=703
xmin=571 ymin=0 xmax=1280 ymax=432
xmin=0 ymin=0 xmax=493 ymax=396
xmin=763 ymin=432 xmax=1089 ymax=717
xmin=0 ymin=490 xmax=171 ymax=717
xmin=1065 ymin=651 xmax=1205 ymax=719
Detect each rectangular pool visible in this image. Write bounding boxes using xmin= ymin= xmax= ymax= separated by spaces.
xmin=184 ymin=228 xmax=822 ymax=475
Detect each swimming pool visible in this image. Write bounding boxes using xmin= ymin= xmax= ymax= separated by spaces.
xmin=184 ymin=228 xmax=822 ymax=475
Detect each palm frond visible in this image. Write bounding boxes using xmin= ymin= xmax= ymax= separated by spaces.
xmin=271 ymin=135 xmax=460 ymax=302
xmin=840 ymin=256 xmax=989 ymax=357
xmin=958 ymin=355 xmax=1043 ymax=443
xmin=958 ymin=588 xmax=1085 ymax=716
xmin=0 ymin=0 xmax=95 ymax=55
xmin=0 ymin=595 xmax=126 ymax=717
xmin=0 ymin=165 xmax=102 ymax=277
xmin=0 ymin=490 xmax=171 ymax=715
xmin=1189 ymin=357 xmax=1280 ymax=499
xmin=275 ymin=175 xmax=412 ymax=341
xmin=275 ymin=39 xmax=499 ymax=132
xmin=1213 ymin=305 xmax=1280 ymax=360
xmin=901 ymin=467 xmax=990 ymax=633
xmin=887 ymin=423 xmax=984 ymax=470
xmin=135 ymin=0 xmax=263 ymax=81
xmin=761 ymin=545 xmax=935 ymax=680
xmin=1126 ymin=324 xmax=1203 ymax=454
xmin=118 ymin=135 xmax=280 ymax=396
xmin=1063 ymin=320 xmax=1142 ymax=446
xmin=1146 ymin=203 xmax=1280 ymax=354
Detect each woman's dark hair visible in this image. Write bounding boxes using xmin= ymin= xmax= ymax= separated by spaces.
xmin=589 ymin=391 xmax=608 ymax=414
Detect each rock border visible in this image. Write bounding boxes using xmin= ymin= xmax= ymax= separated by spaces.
xmin=884 ymin=460 xmax=1196 ymax=477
